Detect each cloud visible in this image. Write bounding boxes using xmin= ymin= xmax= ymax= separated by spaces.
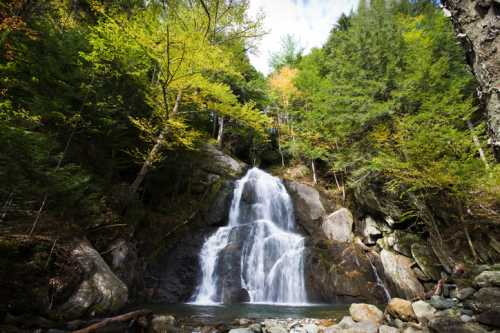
xmin=247 ymin=0 xmax=359 ymax=74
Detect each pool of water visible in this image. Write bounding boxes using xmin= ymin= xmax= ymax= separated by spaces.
xmin=139 ymin=303 xmax=350 ymax=325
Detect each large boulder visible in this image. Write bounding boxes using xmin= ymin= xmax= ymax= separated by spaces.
xmin=322 ymin=208 xmax=354 ymax=243
xmin=200 ymin=144 xmax=247 ymax=177
xmin=412 ymin=300 xmax=437 ymax=323
xmin=477 ymin=308 xmax=500 ymax=328
xmin=474 ymin=271 xmax=500 ymax=288
xmin=380 ymin=250 xmax=425 ymax=299
xmin=410 ymin=244 xmax=441 ymax=281
xmin=349 ymin=303 xmax=384 ymax=324
xmin=429 ymin=315 xmax=489 ymax=333
xmin=57 ymin=239 xmax=128 ymax=319
xmin=470 ymin=287 xmax=500 ymax=311
xmin=386 ymin=298 xmax=416 ymax=322
xmin=285 ymin=181 xmax=326 ymax=236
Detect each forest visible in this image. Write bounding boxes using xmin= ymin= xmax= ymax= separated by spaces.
xmin=1 ymin=0 xmax=500 ymax=332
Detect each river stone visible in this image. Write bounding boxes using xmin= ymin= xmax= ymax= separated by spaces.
xmin=229 ymin=329 xmax=255 ymax=333
xmin=150 ymin=315 xmax=176 ymax=333
xmin=411 ymin=244 xmax=441 ymax=281
xmin=474 ymin=271 xmax=500 ymax=288
xmin=381 ymin=250 xmax=425 ymax=299
xmin=322 ymin=208 xmax=354 ymax=243
xmin=387 ymin=298 xmax=417 ymax=322
xmin=429 ymin=296 xmax=455 ymax=310
xmin=477 ymin=307 xmax=500 ymax=328
xmin=455 ymin=287 xmax=476 ymax=301
xmin=303 ymin=324 xmax=319 ymax=333
xmin=324 ymin=316 xmax=378 ymax=333
xmin=429 ymin=315 xmax=489 ymax=333
xmin=412 ymin=300 xmax=437 ymax=323
xmin=57 ymin=239 xmax=128 ymax=319
xmin=349 ymin=303 xmax=384 ymax=324
xmin=379 ymin=325 xmax=400 ymax=333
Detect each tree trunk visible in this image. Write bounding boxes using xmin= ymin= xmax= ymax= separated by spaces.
xmin=217 ymin=116 xmax=224 ymax=148
xmin=129 ymin=91 xmax=182 ymax=198
xmin=311 ymin=159 xmax=317 ymax=184
xmin=443 ymin=0 xmax=500 ymax=160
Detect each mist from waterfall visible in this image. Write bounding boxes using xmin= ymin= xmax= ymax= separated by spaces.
xmin=192 ymin=167 xmax=307 ymax=305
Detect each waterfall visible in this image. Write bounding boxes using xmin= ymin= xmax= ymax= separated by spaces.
xmin=192 ymin=167 xmax=307 ymax=305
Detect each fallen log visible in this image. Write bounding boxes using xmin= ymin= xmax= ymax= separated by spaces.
xmin=72 ymin=309 xmax=153 ymax=333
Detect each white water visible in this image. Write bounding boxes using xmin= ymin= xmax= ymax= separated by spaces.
xmin=192 ymin=168 xmax=307 ymax=305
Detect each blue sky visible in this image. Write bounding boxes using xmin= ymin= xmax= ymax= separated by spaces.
xmin=248 ymin=0 xmax=359 ymax=74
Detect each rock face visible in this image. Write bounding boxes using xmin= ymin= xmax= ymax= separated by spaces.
xmin=443 ymin=0 xmax=500 ymax=157
xmin=322 ymin=208 xmax=354 ymax=243
xmin=57 ymin=239 xmax=128 ymax=319
xmin=285 ymin=181 xmax=326 ymax=236
xmin=380 ymin=250 xmax=425 ymax=299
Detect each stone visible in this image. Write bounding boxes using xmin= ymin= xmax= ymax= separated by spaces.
xmin=455 ymin=287 xmax=476 ymax=301
xmin=381 ymin=250 xmax=425 ymax=299
xmin=229 ymin=329 xmax=254 ymax=333
xmin=474 ymin=271 xmax=500 ymax=288
xmin=56 ymin=239 xmax=128 ymax=320
xmin=387 ymin=232 xmax=420 ymax=258
xmin=285 ymin=181 xmax=326 ymax=236
xmin=428 ymin=296 xmax=455 ymax=310
xmin=429 ymin=315 xmax=489 ymax=333
xmin=359 ymin=216 xmax=382 ymax=245
xmin=263 ymin=320 xmax=287 ymax=333
xmin=201 ymin=144 xmax=246 ymax=177
xmin=150 ymin=315 xmax=176 ymax=333
xmin=477 ymin=308 xmax=500 ymax=328
xmin=411 ymin=244 xmax=441 ymax=281
xmin=379 ymin=325 xmax=400 ymax=333
xmin=349 ymin=303 xmax=384 ymax=324
xmin=249 ymin=324 xmax=262 ymax=333
xmin=303 ymin=324 xmax=319 ymax=333
xmin=412 ymin=300 xmax=437 ymax=323
xmin=402 ymin=327 xmax=423 ymax=333
xmin=105 ymin=239 xmax=142 ymax=296
xmin=460 ymin=315 xmax=473 ymax=323
xmin=323 ymin=316 xmax=378 ymax=333
xmin=471 ymin=287 xmax=500 ymax=311
xmin=387 ymin=298 xmax=417 ymax=322
xmin=322 ymin=208 xmax=354 ymax=243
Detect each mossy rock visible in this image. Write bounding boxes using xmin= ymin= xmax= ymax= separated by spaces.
xmin=411 ymin=243 xmax=441 ymax=281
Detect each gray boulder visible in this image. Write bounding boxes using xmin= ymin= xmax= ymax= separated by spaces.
xmin=349 ymin=303 xmax=384 ymax=324
xmin=381 ymin=250 xmax=425 ymax=299
xmin=322 ymin=208 xmax=354 ymax=243
xmin=57 ymin=239 xmax=128 ymax=319
xmin=379 ymin=325 xmax=400 ymax=333
xmin=471 ymin=287 xmax=500 ymax=311
xmin=411 ymin=244 xmax=441 ymax=281
xmin=455 ymin=287 xmax=476 ymax=301
xmin=285 ymin=181 xmax=326 ymax=235
xmin=201 ymin=144 xmax=246 ymax=177
xmin=477 ymin=308 xmax=500 ymax=328
xmin=106 ymin=239 xmax=142 ymax=296
xmin=358 ymin=216 xmax=382 ymax=245
xmin=412 ymin=300 xmax=437 ymax=323
xmin=428 ymin=295 xmax=455 ymax=310
xmin=474 ymin=270 xmax=500 ymax=288
xmin=429 ymin=315 xmax=489 ymax=333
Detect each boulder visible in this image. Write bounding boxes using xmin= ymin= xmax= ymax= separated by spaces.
xmin=358 ymin=216 xmax=382 ymax=245
xmin=474 ymin=271 xmax=500 ymax=288
xmin=285 ymin=181 xmax=326 ymax=236
xmin=471 ymin=287 xmax=500 ymax=311
xmin=57 ymin=239 xmax=128 ymax=319
xmin=229 ymin=329 xmax=254 ymax=333
xmin=201 ymin=144 xmax=246 ymax=177
xmin=349 ymin=303 xmax=384 ymax=324
xmin=411 ymin=300 xmax=437 ymax=323
xmin=411 ymin=244 xmax=441 ymax=281
xmin=302 ymin=324 xmax=319 ymax=333
xmin=380 ymin=250 xmax=425 ymax=299
xmin=454 ymin=287 xmax=476 ymax=301
xmin=428 ymin=296 xmax=455 ymax=310
xmin=322 ymin=208 xmax=354 ymax=243
xmin=477 ymin=308 xmax=500 ymax=328
xmin=379 ymin=325 xmax=400 ymax=333
xmin=263 ymin=320 xmax=287 ymax=333
xmin=386 ymin=298 xmax=417 ymax=322
xmin=150 ymin=315 xmax=176 ymax=333
xmin=106 ymin=239 xmax=142 ymax=296
xmin=323 ymin=316 xmax=378 ymax=333
xmin=429 ymin=315 xmax=489 ymax=333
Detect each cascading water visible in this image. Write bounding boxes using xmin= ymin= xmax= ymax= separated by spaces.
xmin=192 ymin=167 xmax=307 ymax=305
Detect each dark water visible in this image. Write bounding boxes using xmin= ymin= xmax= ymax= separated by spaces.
xmin=140 ymin=303 xmax=349 ymax=325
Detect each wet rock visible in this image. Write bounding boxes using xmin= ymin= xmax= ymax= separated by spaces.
xmin=477 ymin=308 xmax=500 ymax=328
xmin=381 ymin=250 xmax=425 ymax=299
xmin=387 ymin=298 xmax=417 ymax=322
xmin=474 ymin=271 xmax=500 ymax=288
xmin=285 ymin=181 xmax=326 ymax=236
xmin=56 ymin=239 xmax=128 ymax=319
xmin=428 ymin=295 xmax=455 ymax=310
xmin=205 ymin=181 xmax=235 ymax=226
xmin=411 ymin=300 xmax=436 ymax=323
xmin=429 ymin=315 xmax=489 ymax=333
xmin=411 ymin=244 xmax=441 ymax=281
xmin=322 ymin=208 xmax=354 ymax=243
xmin=455 ymin=287 xmax=476 ymax=301
xmin=359 ymin=216 xmax=382 ymax=245
xmin=379 ymin=325 xmax=400 ymax=333
xmin=349 ymin=303 xmax=384 ymax=324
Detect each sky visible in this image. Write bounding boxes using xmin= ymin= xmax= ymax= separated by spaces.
xmin=247 ymin=0 xmax=359 ymax=75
